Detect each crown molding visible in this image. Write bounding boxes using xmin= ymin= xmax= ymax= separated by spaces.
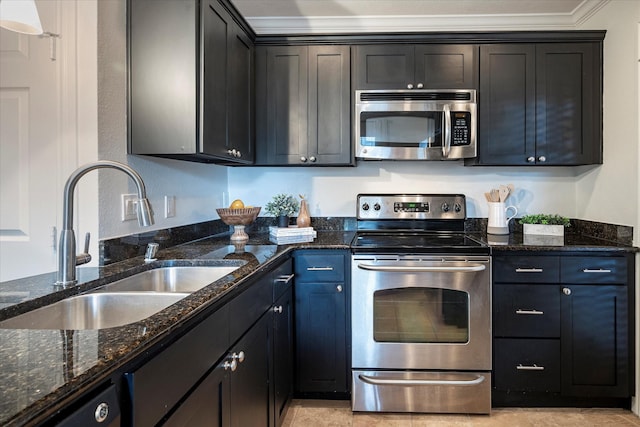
xmin=244 ymin=0 xmax=610 ymax=35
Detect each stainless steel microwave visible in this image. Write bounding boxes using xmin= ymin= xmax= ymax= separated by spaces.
xmin=355 ymin=89 xmax=477 ymax=160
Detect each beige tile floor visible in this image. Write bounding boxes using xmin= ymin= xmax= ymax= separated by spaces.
xmin=282 ymin=399 xmax=640 ymax=426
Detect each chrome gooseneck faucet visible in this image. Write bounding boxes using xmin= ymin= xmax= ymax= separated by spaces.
xmin=56 ymin=161 xmax=154 ymax=287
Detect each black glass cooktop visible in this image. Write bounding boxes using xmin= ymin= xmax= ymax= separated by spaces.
xmin=351 ymin=232 xmax=489 ymax=254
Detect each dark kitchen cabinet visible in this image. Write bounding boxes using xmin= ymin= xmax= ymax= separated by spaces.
xmin=271 ymin=259 xmax=295 ymax=427
xmin=272 ymin=287 xmax=294 ymax=427
xmin=255 ymin=45 xmax=352 ymax=166
xmin=472 ymin=42 xmax=602 ymax=166
xmin=492 ymin=253 xmax=634 ymax=406
xmin=125 ymin=256 xmax=296 ymax=426
xmin=293 ymin=250 xmax=350 ymax=397
xmin=353 ymin=44 xmax=478 ymax=90
xmin=128 ymin=0 xmax=254 ymax=164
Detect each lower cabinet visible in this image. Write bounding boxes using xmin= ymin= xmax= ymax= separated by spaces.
xmin=293 ymin=250 xmax=350 ymax=397
xmin=492 ymin=253 xmax=634 ymax=406
xmin=124 ymin=257 xmax=294 ymax=427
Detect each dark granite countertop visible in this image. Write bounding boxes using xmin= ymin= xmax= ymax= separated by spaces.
xmin=0 ymin=230 xmax=353 ymax=427
xmin=479 ymin=231 xmax=639 ymax=253
xmin=0 ymin=223 xmax=635 ymax=426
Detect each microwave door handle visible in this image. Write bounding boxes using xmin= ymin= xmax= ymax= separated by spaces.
xmin=443 ymin=104 xmax=451 ymax=158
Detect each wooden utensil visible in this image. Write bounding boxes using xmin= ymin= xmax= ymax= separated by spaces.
xmin=499 ymin=185 xmax=510 ymax=202
xmin=490 ymin=188 xmax=500 ymax=202
xmin=484 ymin=192 xmax=493 ymax=202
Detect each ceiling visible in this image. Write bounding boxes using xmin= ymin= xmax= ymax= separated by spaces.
xmin=231 ymin=0 xmax=611 ymax=34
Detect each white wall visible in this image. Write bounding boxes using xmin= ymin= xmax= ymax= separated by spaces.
xmin=228 ymin=163 xmax=581 ymax=219
xmin=576 ymin=0 xmax=640 ymax=232
xmin=97 ymin=0 xmax=228 ymax=240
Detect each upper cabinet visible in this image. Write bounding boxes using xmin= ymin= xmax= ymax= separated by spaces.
xmin=471 ymin=42 xmax=602 ymax=166
xmin=128 ymin=0 xmax=255 ymax=164
xmin=353 ymin=44 xmax=478 ymax=90
xmin=255 ymin=45 xmax=352 ymax=166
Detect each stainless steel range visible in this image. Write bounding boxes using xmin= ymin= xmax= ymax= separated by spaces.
xmin=350 ymin=194 xmax=492 ymax=414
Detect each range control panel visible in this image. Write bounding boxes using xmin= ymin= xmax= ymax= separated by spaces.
xmin=357 ymin=194 xmax=466 ymax=220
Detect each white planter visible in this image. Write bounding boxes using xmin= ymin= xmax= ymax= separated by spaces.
xmin=523 ymin=224 xmax=565 ymax=246
xmin=523 ymin=224 xmax=565 ymax=236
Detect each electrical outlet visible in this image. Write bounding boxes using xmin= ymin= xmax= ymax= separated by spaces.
xmin=121 ymin=194 xmax=138 ymax=221
xmin=164 ymin=195 xmax=176 ymax=218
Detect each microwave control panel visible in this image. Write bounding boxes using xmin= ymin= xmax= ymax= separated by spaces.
xmin=452 ymin=112 xmax=471 ymax=146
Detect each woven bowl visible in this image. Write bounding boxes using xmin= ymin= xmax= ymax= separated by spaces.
xmin=216 ymin=207 xmax=261 ymax=226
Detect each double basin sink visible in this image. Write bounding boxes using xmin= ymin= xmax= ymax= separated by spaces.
xmin=0 ymin=265 xmax=243 ymax=330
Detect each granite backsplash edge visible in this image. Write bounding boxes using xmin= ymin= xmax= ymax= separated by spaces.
xmin=101 ymin=217 xmax=633 ymax=265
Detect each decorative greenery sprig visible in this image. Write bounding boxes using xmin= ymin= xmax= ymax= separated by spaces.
xmin=519 ymin=214 xmax=571 ymax=227
xmin=265 ymin=193 xmax=299 ymax=217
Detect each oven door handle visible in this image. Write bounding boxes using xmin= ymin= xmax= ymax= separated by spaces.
xmin=358 ymin=374 xmax=486 ymax=387
xmin=356 ymin=263 xmax=486 ymax=273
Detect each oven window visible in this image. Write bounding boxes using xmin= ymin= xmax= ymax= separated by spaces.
xmin=360 ymin=112 xmax=443 ymax=147
xmin=373 ymin=288 xmax=469 ymax=343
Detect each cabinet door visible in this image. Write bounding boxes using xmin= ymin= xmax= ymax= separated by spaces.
xmin=230 ymin=314 xmax=270 ymax=427
xmin=476 ymin=44 xmax=536 ymax=165
xmin=203 ymin=0 xmax=254 ymax=163
xmin=414 ymin=44 xmax=478 ymax=89
xmin=259 ymin=46 xmax=309 ymax=165
xmin=272 ymin=288 xmax=294 ymax=427
xmin=164 ymin=364 xmax=229 ymax=427
xmin=202 ymin=0 xmax=231 ymax=157
xmin=295 ymin=281 xmax=348 ymax=394
xmin=227 ymin=25 xmax=254 ymax=162
xmin=307 ymin=45 xmax=352 ymax=165
xmin=560 ymin=285 xmax=630 ymax=397
xmin=536 ymin=43 xmax=601 ymax=165
xmin=353 ymin=45 xmax=414 ymax=89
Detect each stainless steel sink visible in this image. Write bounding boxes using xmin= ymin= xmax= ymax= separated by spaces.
xmin=96 ymin=265 xmax=241 ymax=293
xmin=0 ymin=292 xmax=188 ymax=330
xmin=0 ymin=265 xmax=243 ymax=330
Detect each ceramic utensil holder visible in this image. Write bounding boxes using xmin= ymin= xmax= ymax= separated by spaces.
xmin=487 ymin=202 xmax=517 ymax=235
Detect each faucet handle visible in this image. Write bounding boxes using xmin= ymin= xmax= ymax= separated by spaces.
xmin=76 ymin=232 xmax=92 ymax=266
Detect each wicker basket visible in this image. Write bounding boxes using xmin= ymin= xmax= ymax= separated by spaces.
xmin=216 ymin=207 xmax=261 ymax=225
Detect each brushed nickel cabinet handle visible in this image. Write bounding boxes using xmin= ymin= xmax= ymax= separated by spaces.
xmin=515 ymin=268 xmax=543 ymax=273
xmin=517 ymin=364 xmax=545 ymax=371
xmin=515 ymin=309 xmax=544 ymax=315
xmin=307 ymin=266 xmax=334 ymax=271
xmin=582 ymin=268 xmax=612 ymax=273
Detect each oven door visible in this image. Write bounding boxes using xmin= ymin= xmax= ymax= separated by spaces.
xmin=351 ymin=255 xmax=491 ymax=371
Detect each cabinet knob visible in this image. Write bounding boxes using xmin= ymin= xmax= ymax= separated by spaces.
xmin=94 ymin=402 xmax=109 ymax=423
xmin=538 ymin=156 xmax=546 ymax=162
xmin=309 ymin=156 xmax=317 ymax=162
xmin=407 ymin=83 xmax=414 ymax=89
xmin=527 ymin=156 xmax=535 ymax=163
xmin=336 ymin=285 xmax=343 ymax=293
xmin=223 ymin=359 xmax=237 ymax=371
xmin=233 ymin=351 xmax=245 ymax=363
xmin=416 ymin=83 xmax=424 ymax=89
xmin=300 ymin=156 xmax=307 ymax=162
xmin=273 ymin=305 xmax=283 ymax=313
xmin=562 ymin=287 xmax=572 ymax=296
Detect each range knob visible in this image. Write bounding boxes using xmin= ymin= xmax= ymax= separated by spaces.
xmin=441 ymin=202 xmax=450 ymax=212
xmin=373 ymin=203 xmax=381 ymax=211
xmin=454 ymin=203 xmax=462 ymax=213
xmin=362 ymin=203 xmax=370 ymax=211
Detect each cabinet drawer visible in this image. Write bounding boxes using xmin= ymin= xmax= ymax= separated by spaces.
xmin=494 ymin=338 xmax=560 ymax=392
xmin=272 ymin=258 xmax=294 ymax=301
xmin=493 ymin=285 xmax=560 ymax=338
xmin=228 ymin=278 xmax=272 ymax=344
xmin=294 ymin=253 xmax=345 ymax=282
xmin=494 ymin=256 xmax=559 ymax=283
xmin=560 ymin=256 xmax=627 ymax=284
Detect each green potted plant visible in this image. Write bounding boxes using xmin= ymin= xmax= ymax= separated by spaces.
xmin=265 ymin=193 xmax=299 ymax=227
xmin=519 ymin=214 xmax=570 ymax=237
